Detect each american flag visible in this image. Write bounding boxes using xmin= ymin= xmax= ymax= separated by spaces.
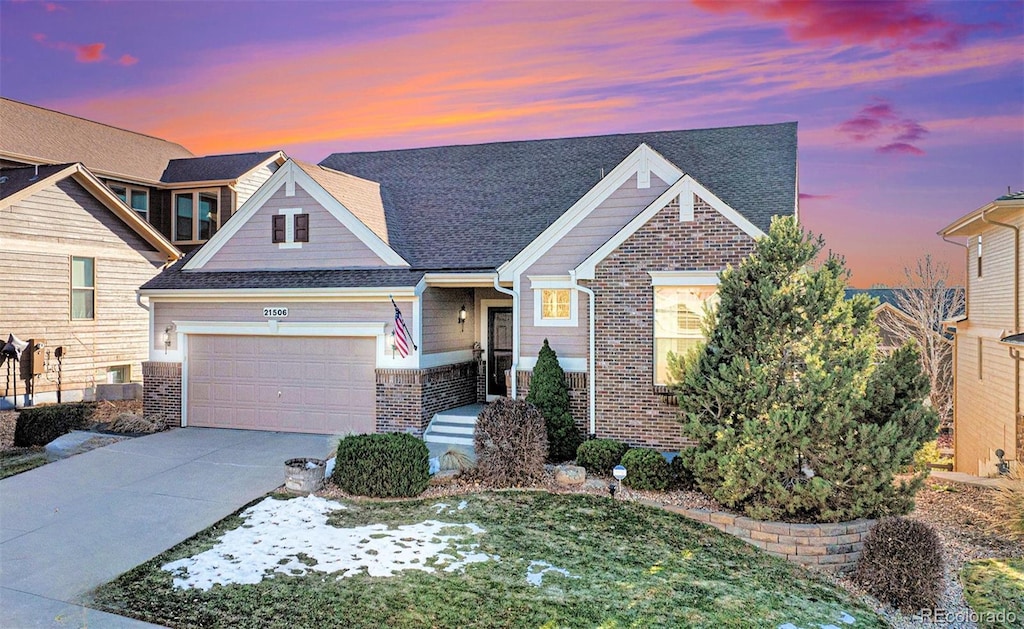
xmin=392 ymin=298 xmax=416 ymax=358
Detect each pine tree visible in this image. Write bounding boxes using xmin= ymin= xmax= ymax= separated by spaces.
xmin=673 ymin=216 xmax=938 ymax=522
xmin=526 ymin=339 xmax=583 ymax=462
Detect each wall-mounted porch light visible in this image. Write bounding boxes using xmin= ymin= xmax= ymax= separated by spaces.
xmin=458 ymin=304 xmax=467 ymax=332
xmin=162 ymin=324 xmax=175 ymax=353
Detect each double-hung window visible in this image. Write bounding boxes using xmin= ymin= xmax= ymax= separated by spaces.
xmin=71 ymin=256 xmax=95 ymax=320
xmin=108 ymin=184 xmax=149 ymax=221
xmin=653 ymin=284 xmax=718 ymax=385
xmin=173 ymin=189 xmax=220 ymax=242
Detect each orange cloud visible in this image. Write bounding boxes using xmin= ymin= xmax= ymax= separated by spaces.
xmin=117 ymin=53 xmax=138 ymax=66
xmin=74 ymin=42 xmax=105 ymax=62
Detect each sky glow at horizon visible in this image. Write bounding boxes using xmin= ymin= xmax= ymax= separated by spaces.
xmin=1 ymin=0 xmax=1021 ymax=286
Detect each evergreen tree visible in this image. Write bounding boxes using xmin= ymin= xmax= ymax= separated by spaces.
xmin=527 ymin=339 xmax=583 ymax=462
xmin=673 ymin=216 xmax=937 ymax=522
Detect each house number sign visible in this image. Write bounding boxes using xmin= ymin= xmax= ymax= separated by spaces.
xmin=263 ymin=307 xmax=289 ymax=318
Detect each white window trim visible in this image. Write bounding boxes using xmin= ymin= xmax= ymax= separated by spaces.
xmin=651 ymin=272 xmax=721 ymax=386
xmin=108 ymin=183 xmax=150 ymax=222
xmin=70 ymin=255 xmax=95 ymax=321
xmin=277 ymin=207 xmax=304 ymax=249
xmin=173 ymin=188 xmax=221 ymax=244
xmin=530 ymin=277 xmax=579 ymax=327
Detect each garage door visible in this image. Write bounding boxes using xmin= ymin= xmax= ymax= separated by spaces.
xmin=187 ymin=335 xmax=376 ymax=434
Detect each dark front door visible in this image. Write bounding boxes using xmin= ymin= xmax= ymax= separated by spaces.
xmin=488 ymin=307 xmax=513 ymax=396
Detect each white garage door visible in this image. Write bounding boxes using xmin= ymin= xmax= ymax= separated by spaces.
xmin=187 ymin=335 xmax=376 ymax=434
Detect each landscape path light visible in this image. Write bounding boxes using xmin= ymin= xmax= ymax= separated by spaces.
xmin=610 ymin=464 xmax=627 ymax=498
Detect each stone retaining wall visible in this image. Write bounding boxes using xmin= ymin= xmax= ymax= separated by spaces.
xmin=641 ymin=500 xmax=874 ymax=572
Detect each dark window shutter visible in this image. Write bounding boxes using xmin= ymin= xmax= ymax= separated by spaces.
xmin=294 ymin=213 xmax=309 ymax=242
xmin=272 ymin=215 xmax=286 ymax=243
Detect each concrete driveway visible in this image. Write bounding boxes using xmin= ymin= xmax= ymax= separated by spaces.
xmin=0 ymin=428 xmax=336 ymax=628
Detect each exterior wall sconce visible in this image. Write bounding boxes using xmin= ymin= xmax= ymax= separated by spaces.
xmin=995 ymin=449 xmax=1010 ymax=475
xmin=389 ymin=331 xmax=397 ymax=358
xmin=458 ymin=305 xmax=467 ymax=331
xmin=162 ymin=324 xmax=175 ymax=353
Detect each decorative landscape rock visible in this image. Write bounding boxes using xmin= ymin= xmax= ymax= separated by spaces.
xmin=554 ymin=464 xmax=586 ymax=486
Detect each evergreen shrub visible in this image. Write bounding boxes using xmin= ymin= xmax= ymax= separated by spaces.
xmin=620 ymin=448 xmax=671 ymax=491
xmin=575 ymin=438 xmax=627 ymax=475
xmin=331 ymin=433 xmax=429 ymax=498
xmin=674 ymin=216 xmax=938 ymax=522
xmin=526 ymin=339 xmax=582 ymax=462
xmin=474 ymin=398 xmax=547 ymax=487
xmin=853 ymin=517 xmax=944 ymax=612
xmin=14 ymin=403 xmax=96 ymax=447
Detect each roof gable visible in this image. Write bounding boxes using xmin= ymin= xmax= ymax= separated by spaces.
xmin=184 ymin=160 xmax=407 ymax=270
xmin=0 ymin=97 xmax=194 ymax=184
xmin=321 ymin=122 xmax=798 ymax=270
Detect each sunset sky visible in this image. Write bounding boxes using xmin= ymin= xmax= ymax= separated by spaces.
xmin=2 ymin=0 xmax=1021 ymax=286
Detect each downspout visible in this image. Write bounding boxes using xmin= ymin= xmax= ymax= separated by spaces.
xmin=492 ymin=275 xmax=519 ymax=398
xmin=569 ymin=270 xmax=597 ymax=438
xmin=1009 ymin=346 xmax=1022 ymax=462
xmin=135 ymin=292 xmax=150 ymax=312
xmin=940 ymin=234 xmax=968 ymax=470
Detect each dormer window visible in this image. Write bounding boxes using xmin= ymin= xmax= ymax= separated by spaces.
xmin=108 ymin=183 xmax=149 ymax=221
xmin=273 ymin=210 xmax=309 ymax=248
xmin=173 ymin=189 xmax=219 ymax=243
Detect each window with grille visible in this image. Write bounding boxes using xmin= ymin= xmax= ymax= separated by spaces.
xmin=653 ymin=286 xmax=718 ymax=385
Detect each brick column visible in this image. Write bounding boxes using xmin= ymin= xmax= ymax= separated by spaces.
xmin=142 ymin=361 xmax=181 ymax=428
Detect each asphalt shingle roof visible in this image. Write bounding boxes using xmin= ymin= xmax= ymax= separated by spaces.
xmin=141 ymin=251 xmax=426 ymax=291
xmin=0 ymin=164 xmax=75 ymax=200
xmin=0 ymin=98 xmax=194 ymax=183
xmin=160 ymin=151 xmax=281 ymax=183
xmin=321 ymin=122 xmax=798 ymax=269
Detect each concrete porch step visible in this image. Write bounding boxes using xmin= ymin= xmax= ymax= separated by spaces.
xmin=423 ymin=403 xmax=484 ymax=447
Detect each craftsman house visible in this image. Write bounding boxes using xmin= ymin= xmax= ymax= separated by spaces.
xmin=0 ymin=163 xmax=180 ymax=408
xmin=939 ymin=192 xmax=1023 ymax=476
xmin=0 ymin=97 xmax=287 ymax=252
xmin=141 ymin=124 xmax=798 ymax=449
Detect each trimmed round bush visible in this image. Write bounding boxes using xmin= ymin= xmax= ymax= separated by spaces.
xmin=474 ymin=398 xmax=547 ymax=487
xmin=14 ymin=402 xmax=95 ymax=447
xmin=853 ymin=517 xmax=944 ymax=612
xmin=331 ymin=433 xmax=429 ymax=498
xmin=576 ymin=438 xmax=627 ymax=475
xmin=620 ymin=448 xmax=671 ymax=491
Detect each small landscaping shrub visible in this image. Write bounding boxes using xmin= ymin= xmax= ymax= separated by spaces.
xmin=13 ymin=402 xmax=95 ymax=447
xmin=473 ymin=398 xmax=547 ymax=487
xmin=988 ymin=468 xmax=1024 ymax=541
xmin=912 ymin=440 xmax=942 ymax=472
xmin=670 ymin=452 xmax=695 ymax=490
xmin=331 ymin=433 xmax=429 ymax=498
xmin=620 ymin=448 xmax=671 ymax=491
xmin=575 ymin=438 xmax=628 ymax=475
xmin=853 ymin=517 xmax=944 ymax=612
xmin=526 ymin=339 xmax=583 ymax=462
xmin=438 ymin=446 xmax=475 ymax=472
xmin=108 ymin=411 xmax=165 ymax=434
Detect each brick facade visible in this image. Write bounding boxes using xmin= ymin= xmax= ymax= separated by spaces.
xmin=142 ymin=361 xmax=182 ymax=428
xmin=376 ymin=361 xmax=477 ymax=436
xmin=589 ymin=199 xmax=755 ymax=450
xmin=515 ymin=369 xmax=589 ymax=435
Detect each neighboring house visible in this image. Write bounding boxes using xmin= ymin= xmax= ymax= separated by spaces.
xmin=0 ymin=163 xmax=180 ymax=408
xmin=141 ymin=124 xmax=797 ymax=450
xmin=845 ymin=289 xmax=916 ymax=353
xmin=0 ymin=98 xmax=286 ymax=253
xmin=939 ymin=192 xmax=1023 ymax=476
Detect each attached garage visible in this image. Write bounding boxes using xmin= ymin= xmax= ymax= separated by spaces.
xmin=186 ymin=334 xmax=376 ymax=434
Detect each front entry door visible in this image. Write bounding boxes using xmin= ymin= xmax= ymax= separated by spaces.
xmin=488 ymin=307 xmax=513 ymax=396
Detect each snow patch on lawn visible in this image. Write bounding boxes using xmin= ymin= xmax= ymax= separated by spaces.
xmin=777 ymin=610 xmax=857 ymax=629
xmin=162 ymin=495 xmax=496 ymax=590
xmin=526 ymin=560 xmax=578 ymax=586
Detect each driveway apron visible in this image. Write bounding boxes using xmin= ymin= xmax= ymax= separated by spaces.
xmin=0 ymin=427 xmax=335 ymax=627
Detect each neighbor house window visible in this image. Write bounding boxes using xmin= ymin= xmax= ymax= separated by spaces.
xmin=977 ymin=337 xmax=984 ymax=380
xmin=173 ymin=189 xmax=219 ymax=242
xmin=71 ymin=256 xmax=95 ymax=320
xmin=108 ymin=183 xmax=149 ymax=221
xmin=107 ymin=365 xmax=130 ymax=384
xmin=977 ymin=235 xmax=983 ymax=277
xmin=653 ymin=286 xmax=718 ymax=385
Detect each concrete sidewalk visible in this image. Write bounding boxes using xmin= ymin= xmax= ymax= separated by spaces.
xmin=0 ymin=428 xmax=335 ymax=628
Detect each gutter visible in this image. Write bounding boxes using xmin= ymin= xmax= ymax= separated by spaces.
xmin=135 ymin=292 xmax=150 ymax=312
xmin=492 ymin=275 xmax=519 ymax=398
xmin=569 ymin=270 xmax=597 ymax=437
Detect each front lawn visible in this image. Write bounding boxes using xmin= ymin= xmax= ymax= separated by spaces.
xmin=89 ymin=491 xmax=884 ymax=628
xmin=961 ymin=558 xmax=1024 ymax=628
xmin=0 ymin=448 xmax=47 ymax=479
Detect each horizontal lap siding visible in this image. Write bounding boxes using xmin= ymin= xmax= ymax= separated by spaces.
xmin=1 ymin=179 xmax=163 ymax=398
xmin=954 ymin=330 xmax=1018 ymax=474
xmin=420 ymin=287 xmax=475 ymax=355
xmin=201 ymin=183 xmax=386 ymax=271
xmin=520 ymin=174 xmax=670 ymax=362
xmin=234 ymin=163 xmax=279 ymax=209
xmin=968 ymin=220 xmax=1020 ymax=328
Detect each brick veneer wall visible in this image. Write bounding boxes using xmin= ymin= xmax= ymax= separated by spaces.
xmin=376 ymin=361 xmax=477 ymax=436
xmin=589 ymin=198 xmax=755 ymax=450
xmin=515 ymin=370 xmax=589 ymax=435
xmin=142 ymin=361 xmax=182 ymax=428
xmin=647 ymin=500 xmax=874 ymax=572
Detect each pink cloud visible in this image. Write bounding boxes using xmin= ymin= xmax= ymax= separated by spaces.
xmin=118 ymin=54 xmax=138 ymax=66
xmin=838 ymin=99 xmax=928 ymax=155
xmin=43 ymin=2 xmax=67 ymax=12
xmin=32 ymin=32 xmax=137 ymax=66
xmin=691 ymin=0 xmax=973 ymax=51
xmin=877 ymin=142 xmax=926 ymax=156
xmin=74 ymin=42 xmax=105 ymax=63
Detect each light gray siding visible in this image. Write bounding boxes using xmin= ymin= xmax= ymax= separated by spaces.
xmin=201 ymin=183 xmax=387 ymax=271
xmin=420 ymin=287 xmax=475 ymax=355
xmin=234 ymin=162 xmax=280 ymax=209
